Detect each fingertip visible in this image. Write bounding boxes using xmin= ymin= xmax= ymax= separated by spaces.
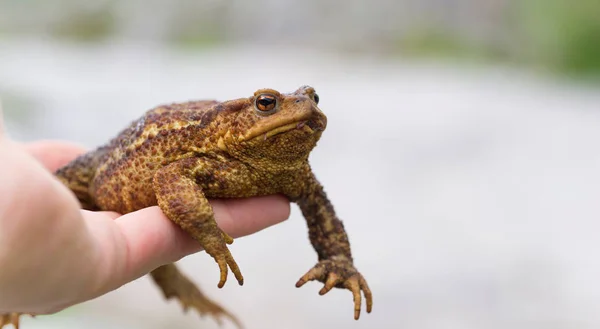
xmin=265 ymin=194 xmax=292 ymax=219
xmin=212 ymin=195 xmax=290 ymax=238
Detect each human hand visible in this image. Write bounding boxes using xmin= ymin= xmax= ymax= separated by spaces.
xmin=0 ymin=132 xmax=290 ymax=314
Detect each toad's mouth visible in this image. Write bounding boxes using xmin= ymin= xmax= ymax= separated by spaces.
xmin=243 ymin=117 xmax=325 ymax=142
xmin=251 ymin=120 xmax=313 ymax=141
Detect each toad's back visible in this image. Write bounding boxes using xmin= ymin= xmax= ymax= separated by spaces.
xmin=60 ymin=100 xmax=243 ymax=213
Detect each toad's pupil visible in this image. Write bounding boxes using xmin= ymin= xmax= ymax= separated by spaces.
xmin=313 ymin=94 xmax=319 ymax=104
xmin=257 ymin=96 xmax=276 ymax=111
xmin=258 ymin=98 xmax=274 ymax=106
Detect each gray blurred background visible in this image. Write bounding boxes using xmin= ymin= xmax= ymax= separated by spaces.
xmin=1 ymin=0 xmax=600 ymax=328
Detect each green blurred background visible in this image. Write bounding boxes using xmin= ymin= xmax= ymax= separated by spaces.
xmin=0 ymin=0 xmax=598 ymax=78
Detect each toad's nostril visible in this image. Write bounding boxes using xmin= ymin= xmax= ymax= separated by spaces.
xmin=307 ymin=118 xmax=326 ymax=131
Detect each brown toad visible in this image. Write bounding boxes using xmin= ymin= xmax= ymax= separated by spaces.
xmin=1 ymin=86 xmax=372 ymax=328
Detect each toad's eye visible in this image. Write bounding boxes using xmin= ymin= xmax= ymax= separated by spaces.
xmin=313 ymin=93 xmax=319 ymax=104
xmin=254 ymin=94 xmax=278 ymax=114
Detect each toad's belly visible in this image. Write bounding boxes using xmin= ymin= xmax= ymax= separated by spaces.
xmin=89 ymin=158 xmax=300 ymax=213
xmin=201 ymin=169 xmax=301 ymax=200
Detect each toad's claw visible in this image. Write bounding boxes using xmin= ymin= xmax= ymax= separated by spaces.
xmin=296 ymin=259 xmax=373 ymax=320
xmin=202 ymin=228 xmax=244 ymax=288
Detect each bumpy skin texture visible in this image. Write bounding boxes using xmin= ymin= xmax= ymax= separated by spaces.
xmin=46 ymin=86 xmax=370 ymax=326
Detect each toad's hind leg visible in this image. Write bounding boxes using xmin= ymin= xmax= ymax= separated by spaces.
xmin=150 ymin=264 xmax=242 ymax=328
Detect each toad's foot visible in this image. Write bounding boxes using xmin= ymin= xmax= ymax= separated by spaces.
xmin=151 ymin=264 xmax=242 ymax=329
xmin=296 ymin=258 xmax=373 ymax=320
xmin=0 ymin=313 xmax=34 ymax=329
xmin=201 ymin=228 xmax=244 ymax=288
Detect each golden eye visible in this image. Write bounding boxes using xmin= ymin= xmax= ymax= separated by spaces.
xmin=254 ymin=94 xmax=278 ymax=114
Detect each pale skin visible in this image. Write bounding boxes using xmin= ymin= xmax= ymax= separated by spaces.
xmin=0 ymin=115 xmax=290 ymax=315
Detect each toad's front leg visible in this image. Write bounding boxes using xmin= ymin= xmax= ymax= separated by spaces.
xmin=152 ymin=157 xmax=243 ymax=288
xmin=293 ymin=170 xmax=373 ymax=320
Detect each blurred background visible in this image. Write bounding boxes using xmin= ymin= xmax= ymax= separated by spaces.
xmin=1 ymin=0 xmax=600 ymax=328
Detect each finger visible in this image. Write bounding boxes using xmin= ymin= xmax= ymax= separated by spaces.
xmin=344 ymin=277 xmax=362 ymax=320
xmin=216 ymin=257 xmax=228 ymax=289
xmin=296 ymin=265 xmax=325 ymax=288
xmin=89 ymin=195 xmax=290 ymax=289
xmin=22 ymin=140 xmax=87 ymax=172
xmin=225 ymin=251 xmax=244 ymax=286
xmin=319 ymin=273 xmax=341 ymax=295
xmin=359 ymin=276 xmax=373 ymax=313
xmin=209 ymin=195 xmax=290 ymax=238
